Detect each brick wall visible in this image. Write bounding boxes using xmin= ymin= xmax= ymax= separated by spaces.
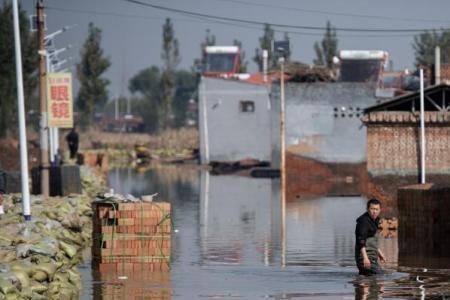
xmin=441 ymin=64 xmax=450 ymax=82
xmin=367 ymin=122 xmax=450 ymax=175
xmin=397 ymin=184 xmax=450 ymax=267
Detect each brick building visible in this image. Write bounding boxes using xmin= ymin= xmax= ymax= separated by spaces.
xmin=362 ymin=84 xmax=450 ymax=176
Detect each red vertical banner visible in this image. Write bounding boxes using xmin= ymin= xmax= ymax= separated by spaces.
xmin=46 ymin=72 xmax=73 ymax=128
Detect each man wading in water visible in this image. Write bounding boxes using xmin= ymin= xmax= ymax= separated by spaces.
xmin=355 ymin=198 xmax=386 ymax=275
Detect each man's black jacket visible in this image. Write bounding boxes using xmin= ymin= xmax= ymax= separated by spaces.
xmin=355 ymin=212 xmax=379 ymax=254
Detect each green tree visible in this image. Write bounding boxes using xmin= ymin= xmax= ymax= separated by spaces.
xmin=129 ymin=66 xmax=161 ymax=100
xmin=253 ymin=23 xmax=275 ymax=71
xmin=313 ymin=21 xmax=338 ymax=69
xmin=201 ymin=29 xmax=216 ymax=64
xmin=412 ymin=30 xmax=450 ymax=67
xmin=173 ymin=70 xmax=197 ymax=127
xmin=0 ymin=2 xmax=38 ymax=138
xmin=160 ymin=18 xmax=180 ymax=129
xmin=128 ymin=66 xmax=196 ymax=131
xmin=233 ymin=39 xmax=248 ymax=73
xmin=103 ymin=95 xmax=128 ymax=116
xmin=76 ymin=22 xmax=110 ymax=129
xmin=192 ymin=29 xmax=216 ymax=72
xmin=128 ymin=66 xmax=161 ymax=132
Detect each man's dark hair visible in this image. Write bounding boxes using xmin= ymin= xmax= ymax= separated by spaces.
xmin=367 ymin=198 xmax=381 ymax=209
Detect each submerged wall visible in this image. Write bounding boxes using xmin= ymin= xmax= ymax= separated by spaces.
xmin=199 ymin=77 xmax=272 ymax=164
xmin=271 ymin=82 xmax=378 ymax=166
xmin=397 ymin=183 xmax=450 ymax=267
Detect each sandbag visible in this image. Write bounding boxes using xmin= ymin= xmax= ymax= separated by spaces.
xmin=33 ymin=263 xmax=57 ymax=281
xmin=29 ymin=281 xmax=47 ymax=294
xmin=58 ymin=241 xmax=77 ymax=259
xmin=53 ymin=272 xmax=69 ymax=283
xmin=9 ymin=261 xmax=33 ymax=277
xmin=11 ymin=270 xmax=29 ymax=289
xmin=31 ymin=271 xmax=47 ymax=283
xmin=30 ymin=292 xmax=48 ymax=300
xmin=16 ymin=242 xmax=57 ymax=259
xmin=67 ymin=269 xmax=81 ymax=290
xmin=61 ymin=213 xmax=83 ymax=232
xmin=0 ymin=277 xmax=16 ymax=295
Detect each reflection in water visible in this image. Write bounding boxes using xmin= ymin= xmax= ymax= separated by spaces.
xmin=92 ymin=270 xmax=171 ymax=300
xmin=287 ymin=197 xmax=365 ymax=267
xmin=199 ymin=172 xmax=280 ymax=266
xmin=353 ymin=278 xmax=383 ymax=300
xmin=76 ymin=165 xmax=450 ymax=299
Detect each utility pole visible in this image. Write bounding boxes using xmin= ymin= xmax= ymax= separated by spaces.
xmin=279 ymin=56 xmax=286 ymax=268
xmin=37 ymin=0 xmax=49 ymax=197
xmin=274 ymin=39 xmax=289 ymax=268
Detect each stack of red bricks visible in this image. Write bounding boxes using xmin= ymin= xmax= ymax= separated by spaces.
xmin=441 ymin=64 xmax=450 ymax=82
xmin=92 ymin=201 xmax=171 ymax=273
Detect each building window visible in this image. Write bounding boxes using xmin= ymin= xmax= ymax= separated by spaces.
xmin=240 ymin=100 xmax=255 ymax=113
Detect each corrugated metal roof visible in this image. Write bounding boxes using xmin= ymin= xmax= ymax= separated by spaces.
xmin=364 ymin=83 xmax=450 ymax=113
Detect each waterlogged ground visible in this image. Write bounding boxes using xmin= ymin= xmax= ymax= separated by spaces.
xmin=79 ymin=165 xmax=450 ymax=299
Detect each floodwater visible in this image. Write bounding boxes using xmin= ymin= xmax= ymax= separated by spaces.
xmin=79 ymin=164 xmax=450 ymax=299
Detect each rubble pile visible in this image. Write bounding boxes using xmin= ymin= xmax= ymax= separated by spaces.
xmin=286 ymin=62 xmax=336 ymax=83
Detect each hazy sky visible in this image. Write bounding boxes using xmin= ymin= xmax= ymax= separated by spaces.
xmin=22 ymin=0 xmax=450 ymax=98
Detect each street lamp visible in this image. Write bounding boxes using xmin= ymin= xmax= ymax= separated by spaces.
xmin=51 ymin=57 xmax=72 ymax=71
xmin=44 ymin=24 xmax=77 ymax=45
xmin=46 ymin=46 xmax=72 ymax=72
xmin=48 ymin=45 xmax=72 ymax=60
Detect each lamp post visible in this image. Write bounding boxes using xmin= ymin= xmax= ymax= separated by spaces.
xmin=419 ymin=69 xmax=426 ymax=184
xmin=12 ymin=0 xmax=31 ymax=220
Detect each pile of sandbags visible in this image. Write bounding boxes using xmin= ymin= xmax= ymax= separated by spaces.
xmin=0 ymin=166 xmax=104 ymax=300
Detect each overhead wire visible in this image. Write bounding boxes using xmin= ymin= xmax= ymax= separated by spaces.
xmin=122 ymin=0 xmax=450 ymax=33
xmin=45 ymin=5 xmax=217 ymax=25
xmin=213 ymin=0 xmax=450 ymax=24
xmin=46 ymin=4 xmax=439 ymax=38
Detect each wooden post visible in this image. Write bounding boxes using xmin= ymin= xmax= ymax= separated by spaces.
xmin=37 ymin=0 xmax=49 ymax=196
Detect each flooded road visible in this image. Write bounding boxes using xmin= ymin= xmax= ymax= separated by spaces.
xmin=80 ymin=164 xmax=450 ymax=299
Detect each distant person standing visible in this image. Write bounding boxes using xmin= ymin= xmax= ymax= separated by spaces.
xmin=355 ymin=198 xmax=386 ymax=275
xmin=66 ymin=127 xmax=79 ymax=159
